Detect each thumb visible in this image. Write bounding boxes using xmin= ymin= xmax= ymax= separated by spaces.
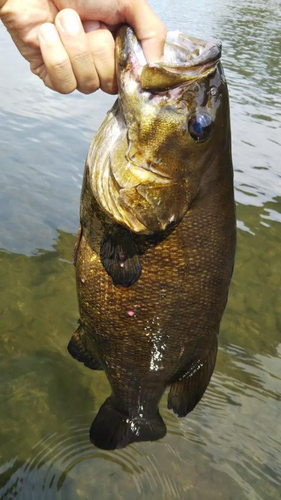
xmin=122 ymin=0 xmax=166 ymax=62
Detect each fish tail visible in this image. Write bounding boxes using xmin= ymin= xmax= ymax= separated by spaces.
xmin=90 ymin=397 xmax=166 ymax=450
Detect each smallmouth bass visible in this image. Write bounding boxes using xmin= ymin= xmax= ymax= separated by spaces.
xmin=68 ymin=26 xmax=236 ymax=450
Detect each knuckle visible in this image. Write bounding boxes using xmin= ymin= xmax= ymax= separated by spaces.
xmin=60 ymin=87 xmax=76 ymax=95
xmin=158 ymin=23 xmax=167 ymax=42
xmin=0 ymin=4 xmax=23 ymax=30
xmin=117 ymin=0 xmax=130 ymax=14
xmin=56 ymin=81 xmax=76 ymax=94
xmin=78 ymin=78 xmax=100 ymax=95
xmin=148 ymin=22 xmax=167 ymax=42
xmin=72 ymin=50 xmax=90 ymax=65
xmin=48 ymin=61 xmax=77 ymax=93
xmin=92 ymin=31 xmax=114 ymax=57
xmin=31 ymin=63 xmax=45 ymax=80
xmin=100 ymin=77 xmax=118 ymax=95
xmin=49 ymin=57 xmax=71 ymax=75
xmin=0 ymin=2 xmax=14 ymax=22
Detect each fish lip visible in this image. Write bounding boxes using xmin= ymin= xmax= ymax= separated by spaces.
xmin=160 ymin=37 xmax=222 ymax=69
xmin=116 ymin=25 xmax=222 ymax=92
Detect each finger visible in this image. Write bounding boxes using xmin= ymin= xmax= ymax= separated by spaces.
xmin=122 ymin=0 xmax=167 ymax=62
xmin=55 ymin=9 xmax=99 ymax=94
xmin=86 ymin=28 xmax=117 ymax=95
xmin=83 ymin=20 xmax=101 ymax=33
xmin=38 ymin=23 xmax=77 ymax=94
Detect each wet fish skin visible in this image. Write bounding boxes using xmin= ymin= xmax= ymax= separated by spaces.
xmin=69 ymin=26 xmax=236 ymax=450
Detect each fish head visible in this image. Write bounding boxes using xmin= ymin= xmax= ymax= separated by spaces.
xmin=116 ymin=26 xmax=230 ymax=185
xmin=89 ymin=27 xmax=231 ymax=235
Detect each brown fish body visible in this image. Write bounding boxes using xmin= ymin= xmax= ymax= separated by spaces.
xmin=69 ymin=27 xmax=236 ymax=449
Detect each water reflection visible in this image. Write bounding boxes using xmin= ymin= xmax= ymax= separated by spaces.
xmin=215 ymin=0 xmax=281 ymax=213
xmin=1 ymin=382 xmax=280 ymax=500
xmin=0 ymin=218 xmax=280 ymax=499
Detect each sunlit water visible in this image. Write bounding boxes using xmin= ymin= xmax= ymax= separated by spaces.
xmin=0 ymin=0 xmax=280 ymax=498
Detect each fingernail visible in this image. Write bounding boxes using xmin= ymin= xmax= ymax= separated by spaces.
xmin=57 ymin=10 xmax=81 ymax=36
xmin=40 ymin=23 xmax=59 ymax=44
xmin=83 ymin=20 xmax=101 ymax=33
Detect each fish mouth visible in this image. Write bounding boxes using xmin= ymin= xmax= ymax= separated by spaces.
xmin=116 ymin=26 xmax=222 ymax=93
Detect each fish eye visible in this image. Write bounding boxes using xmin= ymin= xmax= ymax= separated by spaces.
xmin=210 ymin=87 xmax=218 ymax=97
xmin=188 ymin=113 xmax=212 ymax=142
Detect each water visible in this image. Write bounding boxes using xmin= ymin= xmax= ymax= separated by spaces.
xmin=0 ymin=0 xmax=280 ymax=498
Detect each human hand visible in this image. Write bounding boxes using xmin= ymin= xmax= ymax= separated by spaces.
xmin=0 ymin=0 xmax=166 ymax=94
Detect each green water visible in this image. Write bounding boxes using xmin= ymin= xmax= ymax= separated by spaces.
xmin=0 ymin=0 xmax=280 ymax=499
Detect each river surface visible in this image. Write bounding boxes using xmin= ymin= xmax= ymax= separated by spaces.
xmin=0 ymin=0 xmax=280 ymax=499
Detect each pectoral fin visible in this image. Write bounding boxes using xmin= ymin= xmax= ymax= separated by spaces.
xmin=100 ymin=226 xmax=141 ymax=287
xmin=168 ymin=336 xmax=218 ymax=417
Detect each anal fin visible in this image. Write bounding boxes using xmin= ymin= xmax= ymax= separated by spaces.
xmin=168 ymin=336 xmax=218 ymax=417
xmin=67 ymin=325 xmax=103 ymax=370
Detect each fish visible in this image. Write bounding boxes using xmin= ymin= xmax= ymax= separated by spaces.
xmin=68 ymin=25 xmax=236 ymax=450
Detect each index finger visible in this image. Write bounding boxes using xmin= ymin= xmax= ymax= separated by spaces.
xmin=122 ymin=0 xmax=166 ymax=62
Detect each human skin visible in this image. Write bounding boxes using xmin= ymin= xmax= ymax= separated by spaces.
xmin=0 ymin=0 xmax=166 ymax=94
